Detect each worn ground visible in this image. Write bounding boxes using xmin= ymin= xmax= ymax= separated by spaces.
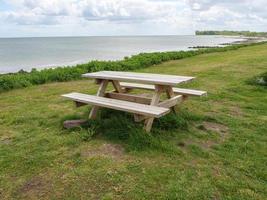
xmin=0 ymin=43 xmax=267 ymax=199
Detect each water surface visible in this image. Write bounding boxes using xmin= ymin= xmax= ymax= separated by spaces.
xmin=0 ymin=35 xmax=244 ymax=74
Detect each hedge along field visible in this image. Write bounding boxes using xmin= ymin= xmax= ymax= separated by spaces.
xmin=0 ymin=42 xmax=266 ymax=93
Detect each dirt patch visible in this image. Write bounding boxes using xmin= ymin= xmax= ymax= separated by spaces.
xmin=19 ymin=177 xmax=43 ymax=193
xmin=178 ymin=140 xmax=217 ymax=150
xmin=199 ymin=140 xmax=218 ymax=149
xmin=0 ymin=136 xmax=12 ymax=145
xmin=178 ymin=121 xmax=229 ymax=150
xmin=228 ymin=106 xmax=243 ymax=117
xmin=81 ymin=143 xmax=125 ymax=159
xmin=18 ymin=176 xmax=51 ymax=198
xmin=202 ymin=122 xmax=229 ymax=141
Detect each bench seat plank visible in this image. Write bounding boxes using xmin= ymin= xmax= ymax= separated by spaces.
xmin=120 ymin=82 xmax=207 ymax=97
xmin=62 ymin=93 xmax=170 ymax=118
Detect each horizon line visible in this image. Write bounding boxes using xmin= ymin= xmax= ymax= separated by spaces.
xmin=0 ymin=34 xmax=198 ymax=39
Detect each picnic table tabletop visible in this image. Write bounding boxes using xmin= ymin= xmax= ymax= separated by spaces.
xmin=82 ymin=71 xmax=195 ymax=86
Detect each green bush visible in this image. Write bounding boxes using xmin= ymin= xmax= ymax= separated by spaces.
xmin=1 ymin=42 xmax=266 ymax=93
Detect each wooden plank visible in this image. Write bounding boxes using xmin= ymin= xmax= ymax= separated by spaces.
xmin=144 ymin=85 xmax=163 ymax=132
xmin=158 ymin=95 xmax=183 ymax=108
xmin=82 ymin=71 xmax=194 ymax=86
xmin=105 ymin=92 xmax=151 ymax=105
xmin=111 ymin=80 xmax=124 ymax=93
xmin=165 ymin=85 xmax=176 ymax=113
xmin=135 ymin=95 xmax=183 ymax=122
xmin=62 ymin=93 xmax=170 ymax=118
xmin=166 ymin=86 xmax=175 ymax=98
xmin=120 ymin=82 xmax=207 ymax=96
xmin=89 ymin=80 xmax=109 ymax=119
xmin=173 ymin=88 xmax=207 ymax=96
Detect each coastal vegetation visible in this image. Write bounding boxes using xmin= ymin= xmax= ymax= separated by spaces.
xmin=196 ymin=30 xmax=267 ymax=37
xmin=0 ymin=42 xmax=266 ymax=93
xmin=0 ymin=42 xmax=267 ymax=199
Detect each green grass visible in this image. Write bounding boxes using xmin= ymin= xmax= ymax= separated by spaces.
xmin=0 ymin=43 xmax=267 ymax=199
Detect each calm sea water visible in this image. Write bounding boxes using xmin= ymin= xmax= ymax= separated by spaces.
xmin=0 ymin=35 xmax=244 ymax=74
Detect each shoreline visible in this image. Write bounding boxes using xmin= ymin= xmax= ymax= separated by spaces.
xmin=0 ymin=36 xmax=265 ymax=75
xmin=189 ymin=36 xmax=267 ymax=49
xmin=1 ymin=41 xmax=266 ymax=93
xmin=221 ymin=36 xmax=267 ymax=45
xmin=0 ymin=35 xmax=249 ymax=75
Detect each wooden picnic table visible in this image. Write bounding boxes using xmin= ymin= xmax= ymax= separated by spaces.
xmin=62 ymin=71 xmax=207 ymax=132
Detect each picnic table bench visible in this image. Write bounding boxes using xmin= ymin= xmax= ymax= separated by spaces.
xmin=62 ymin=71 xmax=207 ymax=132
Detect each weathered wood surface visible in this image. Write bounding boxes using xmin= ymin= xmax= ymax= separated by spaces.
xmin=105 ymin=92 xmax=152 ymax=105
xmin=165 ymin=85 xmax=176 ymax=113
xmin=111 ymin=80 xmax=124 ymax=93
xmin=82 ymin=71 xmax=194 ymax=86
xmin=134 ymin=95 xmax=183 ymax=123
xmin=144 ymin=85 xmax=163 ymax=132
xmin=62 ymin=92 xmax=170 ymax=118
xmin=158 ymin=95 xmax=183 ymax=108
xmin=89 ymin=79 xmax=109 ymax=119
xmin=120 ymin=82 xmax=207 ymax=96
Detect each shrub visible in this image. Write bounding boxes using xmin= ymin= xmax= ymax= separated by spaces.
xmin=1 ymin=42 xmax=266 ymax=93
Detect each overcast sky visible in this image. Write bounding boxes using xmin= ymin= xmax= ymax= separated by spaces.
xmin=0 ymin=0 xmax=266 ymax=38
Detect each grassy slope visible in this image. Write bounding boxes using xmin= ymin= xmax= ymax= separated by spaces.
xmin=0 ymin=44 xmax=267 ymax=200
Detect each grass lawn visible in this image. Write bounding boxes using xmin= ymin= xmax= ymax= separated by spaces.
xmin=0 ymin=43 xmax=267 ymax=200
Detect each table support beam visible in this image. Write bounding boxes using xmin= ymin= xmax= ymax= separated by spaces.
xmin=166 ymin=86 xmax=177 ymax=113
xmin=111 ymin=80 xmax=125 ymax=93
xmin=89 ymin=79 xmax=109 ymax=119
xmin=105 ymin=92 xmax=151 ymax=105
xmin=144 ymin=85 xmax=164 ymax=132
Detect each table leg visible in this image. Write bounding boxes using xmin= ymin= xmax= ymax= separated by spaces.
xmin=166 ymin=86 xmax=177 ymax=113
xmin=89 ymin=79 xmax=109 ymax=119
xmin=111 ymin=80 xmax=124 ymax=93
xmin=113 ymin=80 xmax=140 ymax=121
xmin=144 ymin=85 xmax=163 ymax=132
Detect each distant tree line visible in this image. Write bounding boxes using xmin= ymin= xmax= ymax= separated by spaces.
xmin=196 ymin=30 xmax=267 ymax=37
